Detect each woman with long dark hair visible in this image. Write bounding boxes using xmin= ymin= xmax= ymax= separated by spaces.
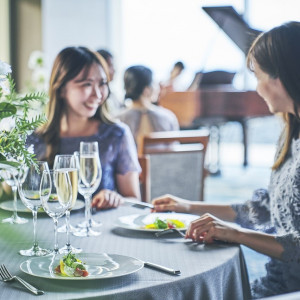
xmin=152 ymin=22 xmax=300 ymax=298
xmin=27 ymin=46 xmax=141 ymax=209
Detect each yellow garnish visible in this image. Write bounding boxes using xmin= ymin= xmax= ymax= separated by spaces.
xmin=144 ymin=223 xmax=157 ymax=229
xmin=167 ymin=219 xmax=185 ymax=228
xmin=60 ymin=260 xmax=66 ymax=275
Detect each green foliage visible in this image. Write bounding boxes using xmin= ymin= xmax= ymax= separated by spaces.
xmin=0 ymin=74 xmax=47 ymax=170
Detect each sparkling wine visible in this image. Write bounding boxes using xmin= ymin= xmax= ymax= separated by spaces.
xmin=55 ymin=168 xmax=78 ymax=208
xmin=80 ymin=155 xmax=99 ymax=187
xmin=55 ymin=171 xmax=72 ymax=207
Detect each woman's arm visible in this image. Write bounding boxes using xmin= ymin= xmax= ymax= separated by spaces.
xmin=152 ymin=194 xmax=236 ymax=222
xmin=116 ymin=171 xmax=141 ymax=200
xmin=186 ymin=213 xmax=284 ymax=259
xmin=92 ymin=171 xmax=140 ymax=209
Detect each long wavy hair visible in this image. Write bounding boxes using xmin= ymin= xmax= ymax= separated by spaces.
xmin=38 ymin=46 xmax=113 ymax=167
xmin=247 ymin=21 xmax=300 ymax=170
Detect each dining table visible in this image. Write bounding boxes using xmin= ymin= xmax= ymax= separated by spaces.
xmin=0 ymin=199 xmax=251 ymax=300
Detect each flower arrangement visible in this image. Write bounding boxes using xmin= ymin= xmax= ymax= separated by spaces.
xmin=0 ymin=60 xmax=47 ymax=172
xmin=26 ymin=50 xmax=48 ymax=96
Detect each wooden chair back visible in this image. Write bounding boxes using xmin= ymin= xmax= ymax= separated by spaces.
xmin=142 ymin=129 xmax=210 ymax=201
xmin=138 ymin=155 xmax=150 ymax=203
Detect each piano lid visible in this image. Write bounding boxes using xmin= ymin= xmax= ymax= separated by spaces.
xmin=202 ymin=6 xmax=262 ymax=55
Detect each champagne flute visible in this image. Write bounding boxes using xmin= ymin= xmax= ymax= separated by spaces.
xmin=74 ymin=142 xmax=102 ymax=237
xmin=18 ymin=161 xmax=51 ymax=256
xmin=53 ymin=155 xmax=79 ymax=233
xmin=53 ymin=154 xmax=82 ymax=253
xmin=40 ymin=169 xmax=72 ymax=254
xmin=1 ymin=165 xmax=28 ymax=224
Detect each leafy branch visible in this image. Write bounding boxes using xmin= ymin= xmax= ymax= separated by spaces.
xmin=0 ymin=74 xmax=47 ymax=170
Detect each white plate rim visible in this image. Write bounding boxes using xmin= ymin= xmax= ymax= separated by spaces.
xmin=0 ymin=199 xmax=85 ymax=213
xmin=115 ymin=212 xmax=199 ymax=232
xmin=20 ymin=253 xmax=144 ymax=280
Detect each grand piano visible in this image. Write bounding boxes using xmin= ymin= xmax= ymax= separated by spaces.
xmin=159 ymin=6 xmax=271 ymax=173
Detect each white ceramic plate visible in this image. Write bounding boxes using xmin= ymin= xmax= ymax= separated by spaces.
xmin=20 ymin=253 xmax=144 ymax=280
xmin=0 ymin=199 xmax=85 ymax=213
xmin=115 ymin=212 xmax=199 ymax=232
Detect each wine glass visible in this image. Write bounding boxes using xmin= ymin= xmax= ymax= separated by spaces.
xmin=18 ymin=161 xmax=51 ymax=256
xmin=40 ymin=169 xmax=72 ymax=254
xmin=53 ymin=154 xmax=82 ymax=253
xmin=1 ymin=165 xmax=28 ymax=224
xmin=74 ymin=142 xmax=102 ymax=237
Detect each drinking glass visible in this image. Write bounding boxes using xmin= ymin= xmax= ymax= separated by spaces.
xmin=74 ymin=142 xmax=102 ymax=237
xmin=40 ymin=169 xmax=72 ymax=254
xmin=1 ymin=165 xmax=28 ymax=224
xmin=53 ymin=154 xmax=82 ymax=253
xmin=18 ymin=161 xmax=51 ymax=256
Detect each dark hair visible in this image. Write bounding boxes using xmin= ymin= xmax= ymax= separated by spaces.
xmin=39 ymin=46 xmax=112 ymax=166
xmin=174 ymin=61 xmax=185 ymax=70
xmin=124 ymin=65 xmax=152 ymax=100
xmin=97 ymin=49 xmax=113 ymax=61
xmin=247 ymin=21 xmax=300 ymax=169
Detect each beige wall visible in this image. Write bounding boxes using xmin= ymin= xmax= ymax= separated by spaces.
xmin=11 ymin=0 xmax=42 ymax=91
xmin=0 ymin=0 xmax=10 ymax=63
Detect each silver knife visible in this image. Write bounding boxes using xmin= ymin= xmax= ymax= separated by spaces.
xmin=144 ymin=261 xmax=181 ymax=275
xmin=122 ymin=199 xmax=154 ymax=209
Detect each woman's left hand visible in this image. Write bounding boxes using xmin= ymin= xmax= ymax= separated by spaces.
xmin=92 ymin=189 xmax=123 ymax=210
xmin=186 ymin=213 xmax=240 ymax=244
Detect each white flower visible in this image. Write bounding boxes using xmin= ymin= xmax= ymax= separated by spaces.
xmin=32 ymin=68 xmax=47 ymax=84
xmin=27 ymin=144 xmax=34 ymax=155
xmin=0 ymin=117 xmax=15 ymax=131
xmin=0 ymin=60 xmax=12 ymax=77
xmin=28 ymin=50 xmax=45 ymax=70
xmin=0 ymin=78 xmax=10 ymax=94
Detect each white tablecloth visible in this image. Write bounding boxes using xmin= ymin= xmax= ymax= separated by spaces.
xmin=0 ymin=202 xmax=251 ymax=299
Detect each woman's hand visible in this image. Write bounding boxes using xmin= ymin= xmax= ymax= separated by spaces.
xmin=92 ymin=189 xmax=123 ymax=210
xmin=186 ymin=213 xmax=240 ymax=244
xmin=152 ymin=194 xmax=192 ymax=213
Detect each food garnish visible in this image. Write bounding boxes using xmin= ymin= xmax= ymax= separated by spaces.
xmin=54 ymin=252 xmax=88 ymax=277
xmin=143 ymin=217 xmax=185 ymax=230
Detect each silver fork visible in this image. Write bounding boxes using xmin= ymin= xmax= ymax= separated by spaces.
xmin=0 ymin=264 xmax=44 ymax=295
xmin=155 ymin=228 xmax=186 ymax=238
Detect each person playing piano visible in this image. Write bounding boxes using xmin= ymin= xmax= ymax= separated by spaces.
xmin=152 ymin=21 xmax=300 ymax=299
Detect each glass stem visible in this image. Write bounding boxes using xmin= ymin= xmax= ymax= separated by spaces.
xmin=53 ymin=218 xmax=59 ymax=254
xmin=84 ymin=194 xmax=92 ymax=230
xmin=12 ymin=185 xmax=18 ymax=219
xmin=65 ymin=210 xmax=71 ymax=251
xmin=32 ymin=210 xmax=39 ymax=252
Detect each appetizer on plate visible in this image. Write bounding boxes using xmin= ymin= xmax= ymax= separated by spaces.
xmin=55 ymin=252 xmax=88 ymax=277
xmin=143 ymin=217 xmax=185 ymax=230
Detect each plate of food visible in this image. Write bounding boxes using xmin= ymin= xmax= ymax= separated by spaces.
xmin=0 ymin=199 xmax=85 ymax=213
xmin=115 ymin=212 xmax=199 ymax=232
xmin=20 ymin=252 xmax=144 ymax=280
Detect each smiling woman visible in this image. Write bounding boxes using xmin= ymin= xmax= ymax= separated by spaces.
xmin=26 ymin=46 xmax=141 ymax=211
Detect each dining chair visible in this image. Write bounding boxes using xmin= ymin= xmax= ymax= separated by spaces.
xmin=138 ymin=155 xmax=150 ymax=203
xmin=142 ymin=129 xmax=210 ymax=202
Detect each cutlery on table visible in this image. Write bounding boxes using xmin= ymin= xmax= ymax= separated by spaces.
xmin=122 ymin=199 xmax=154 ymax=209
xmin=143 ymin=261 xmax=181 ymax=275
xmin=0 ymin=264 xmax=44 ymax=295
xmin=156 ymin=228 xmax=228 ymax=245
xmin=155 ymin=228 xmax=186 ymax=238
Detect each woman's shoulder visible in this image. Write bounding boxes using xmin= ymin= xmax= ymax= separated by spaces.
xmin=150 ymin=105 xmax=179 ymax=124
xmin=98 ymin=121 xmax=132 ymax=138
xmin=117 ymin=108 xmax=142 ymax=120
xmin=151 ymin=104 xmax=176 ymax=116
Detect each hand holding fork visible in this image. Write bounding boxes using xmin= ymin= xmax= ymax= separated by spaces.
xmin=0 ymin=264 xmax=44 ymax=295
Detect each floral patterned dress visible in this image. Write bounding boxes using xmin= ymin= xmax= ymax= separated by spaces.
xmin=26 ymin=122 xmax=141 ymax=196
xmin=232 ymin=137 xmax=300 ymax=298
